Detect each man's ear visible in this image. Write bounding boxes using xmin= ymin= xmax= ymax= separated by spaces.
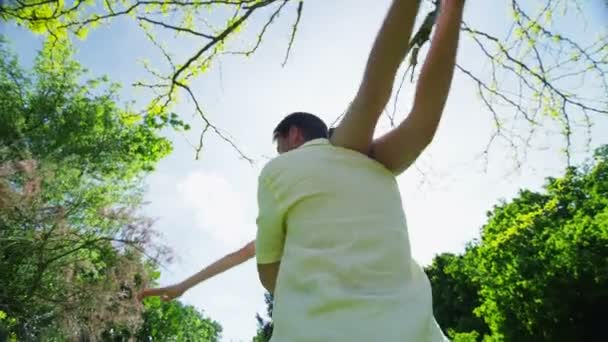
xmin=288 ymin=126 xmax=304 ymax=145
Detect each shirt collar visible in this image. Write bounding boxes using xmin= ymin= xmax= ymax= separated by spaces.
xmin=300 ymin=138 xmax=330 ymax=148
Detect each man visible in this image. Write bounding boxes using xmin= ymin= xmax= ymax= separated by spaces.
xmin=137 ymin=129 xmax=338 ymax=301
xmin=256 ymin=0 xmax=464 ymax=341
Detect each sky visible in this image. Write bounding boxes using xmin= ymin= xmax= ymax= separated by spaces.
xmin=2 ymin=1 xmax=607 ymax=341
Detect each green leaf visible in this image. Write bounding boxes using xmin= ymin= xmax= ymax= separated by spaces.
xmin=530 ymin=22 xmax=541 ymax=35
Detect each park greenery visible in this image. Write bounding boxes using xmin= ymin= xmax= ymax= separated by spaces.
xmin=1 ymin=0 xmax=606 ymax=340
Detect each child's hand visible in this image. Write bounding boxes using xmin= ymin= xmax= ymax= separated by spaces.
xmin=137 ymin=283 xmax=186 ymax=302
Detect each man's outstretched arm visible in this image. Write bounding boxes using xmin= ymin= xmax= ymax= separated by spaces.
xmin=331 ymin=0 xmax=421 ymax=154
xmin=371 ymin=0 xmax=465 ymax=175
xmin=138 ymin=240 xmax=255 ymax=301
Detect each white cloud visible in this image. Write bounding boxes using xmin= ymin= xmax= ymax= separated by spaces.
xmin=161 ymin=170 xmax=264 ymax=341
xmin=176 ymin=171 xmax=256 ymax=247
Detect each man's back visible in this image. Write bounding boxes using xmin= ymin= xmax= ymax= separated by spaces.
xmin=258 ymin=139 xmax=445 ymax=341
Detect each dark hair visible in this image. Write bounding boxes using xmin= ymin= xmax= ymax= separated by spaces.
xmin=273 ymin=112 xmax=329 ymax=142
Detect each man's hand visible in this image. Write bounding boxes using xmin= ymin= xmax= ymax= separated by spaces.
xmin=137 ymin=283 xmax=187 ymax=302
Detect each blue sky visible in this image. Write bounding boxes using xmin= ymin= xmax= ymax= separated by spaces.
xmin=3 ymin=1 xmax=607 ymax=341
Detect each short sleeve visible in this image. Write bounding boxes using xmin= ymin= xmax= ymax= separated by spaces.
xmin=255 ymin=170 xmax=286 ymax=264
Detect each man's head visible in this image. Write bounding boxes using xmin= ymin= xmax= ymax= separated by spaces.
xmin=273 ymin=112 xmax=328 ymax=154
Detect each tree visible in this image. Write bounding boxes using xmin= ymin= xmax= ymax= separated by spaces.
xmin=466 ymin=145 xmax=608 ymax=341
xmin=428 ymin=145 xmax=608 ymax=341
xmin=0 ymin=38 xmax=179 ymax=340
xmin=0 ymin=146 xmax=162 ymax=341
xmin=0 ymin=36 xmax=174 ymax=178
xmin=1 ymin=0 xmax=303 ymax=160
xmin=3 ymin=0 xmax=605 ymax=163
xmin=424 ymin=252 xmax=489 ymax=339
xmin=133 ymin=297 xmax=222 ymax=342
xmin=253 ymin=292 xmax=273 ymax=342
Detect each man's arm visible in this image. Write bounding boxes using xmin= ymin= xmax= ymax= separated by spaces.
xmin=371 ymin=0 xmax=465 ymax=174
xmin=331 ymin=0 xmax=421 ymax=154
xmin=138 ymin=240 xmax=256 ymax=301
xmin=258 ymin=262 xmax=280 ymax=294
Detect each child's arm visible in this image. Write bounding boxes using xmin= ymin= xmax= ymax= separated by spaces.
xmin=330 ymin=0 xmax=421 ymax=154
xmin=371 ymin=0 xmax=465 ymax=174
xmin=138 ymin=240 xmax=256 ymax=301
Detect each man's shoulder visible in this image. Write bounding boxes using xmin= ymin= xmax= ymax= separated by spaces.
xmin=258 ymin=154 xmax=291 ymax=183
xmin=259 ymin=144 xmax=330 ymax=182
